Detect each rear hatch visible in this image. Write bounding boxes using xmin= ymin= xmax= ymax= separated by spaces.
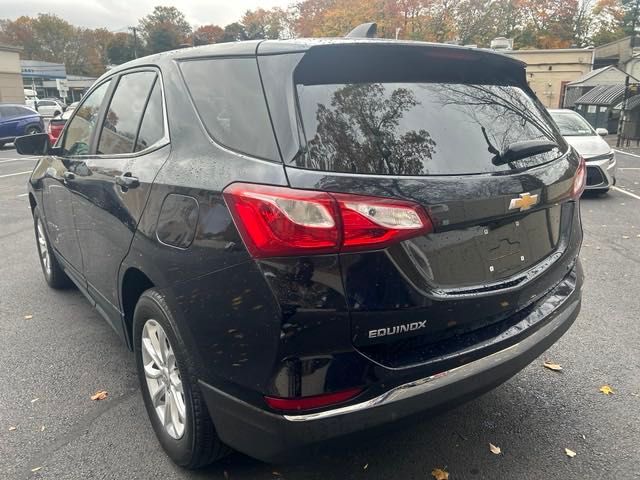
xmin=258 ymin=42 xmax=582 ymax=368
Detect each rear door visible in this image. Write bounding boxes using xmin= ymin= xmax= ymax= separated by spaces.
xmin=0 ymin=106 xmax=20 ymax=140
xmin=67 ymin=69 xmax=169 ymax=331
xmin=260 ymin=44 xmax=581 ymax=366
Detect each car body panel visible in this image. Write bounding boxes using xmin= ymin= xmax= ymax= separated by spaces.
xmin=0 ymin=105 xmax=43 ymax=143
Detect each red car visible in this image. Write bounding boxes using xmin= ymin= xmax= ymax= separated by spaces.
xmin=47 ymin=102 xmax=77 ymax=144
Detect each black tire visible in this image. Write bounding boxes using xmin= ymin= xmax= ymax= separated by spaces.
xmin=0 ymin=142 xmax=5 ymax=149
xmin=33 ymin=208 xmax=72 ymax=289
xmin=26 ymin=126 xmax=41 ymax=135
xmin=53 ymin=110 xmax=61 ymax=117
xmin=134 ymin=289 xmax=230 ymax=468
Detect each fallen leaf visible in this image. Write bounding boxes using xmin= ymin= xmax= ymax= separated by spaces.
xmin=24 ymin=315 xmax=33 ymax=320
xmin=599 ymin=385 xmax=614 ymax=395
xmin=40 ymin=425 xmax=45 ymax=432
xmin=565 ymin=448 xmax=577 ymax=458
xmin=8 ymin=426 xmax=17 ymax=431
xmin=543 ymin=361 xmax=563 ymax=371
xmin=363 ymin=463 xmax=368 ymax=470
xmin=31 ymin=467 xmax=42 ymax=472
xmin=622 ymin=235 xmax=630 ymax=239
xmin=271 ymin=472 xmax=281 ymax=477
xmin=30 ymin=398 xmax=39 ymax=404
xmin=90 ymin=390 xmax=108 ymax=401
xmin=489 ymin=442 xmax=501 ymax=454
xmin=432 ymin=468 xmax=449 ymax=480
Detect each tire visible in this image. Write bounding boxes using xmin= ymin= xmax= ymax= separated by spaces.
xmin=26 ymin=126 xmax=41 ymax=135
xmin=33 ymin=209 xmax=72 ymax=289
xmin=0 ymin=142 xmax=5 ymax=149
xmin=134 ymin=289 xmax=230 ymax=468
xmin=53 ymin=110 xmax=61 ymax=117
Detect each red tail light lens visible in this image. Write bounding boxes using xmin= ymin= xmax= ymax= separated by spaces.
xmin=572 ymin=156 xmax=586 ymax=198
xmin=223 ymin=183 xmax=433 ymax=258
xmin=265 ymin=387 xmax=363 ymax=412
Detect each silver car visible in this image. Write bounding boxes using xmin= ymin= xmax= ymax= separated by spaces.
xmin=549 ymin=109 xmax=616 ymax=193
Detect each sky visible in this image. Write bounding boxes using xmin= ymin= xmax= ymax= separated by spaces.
xmin=0 ymin=0 xmax=292 ymax=30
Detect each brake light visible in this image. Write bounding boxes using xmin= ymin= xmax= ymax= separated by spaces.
xmin=223 ymin=183 xmax=433 ymax=258
xmin=572 ymin=156 xmax=586 ymax=198
xmin=264 ymin=387 xmax=363 ymax=411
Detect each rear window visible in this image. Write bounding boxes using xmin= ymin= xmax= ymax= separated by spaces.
xmin=179 ymin=58 xmax=279 ymax=162
xmin=296 ymin=82 xmax=563 ymax=175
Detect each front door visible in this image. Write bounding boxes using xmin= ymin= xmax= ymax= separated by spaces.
xmin=42 ymin=80 xmax=113 ymax=279
xmin=66 ymin=69 xmax=169 ymax=331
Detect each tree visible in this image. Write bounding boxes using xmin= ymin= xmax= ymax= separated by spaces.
xmin=220 ymin=22 xmax=248 ymax=42
xmin=193 ymin=24 xmax=224 ymax=45
xmin=139 ymin=6 xmax=192 ymax=53
xmin=241 ymin=7 xmax=291 ymax=39
xmin=107 ymin=32 xmax=136 ymax=65
xmin=304 ymin=83 xmax=437 ymax=175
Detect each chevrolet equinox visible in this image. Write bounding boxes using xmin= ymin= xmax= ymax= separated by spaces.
xmin=16 ymin=37 xmax=584 ymax=467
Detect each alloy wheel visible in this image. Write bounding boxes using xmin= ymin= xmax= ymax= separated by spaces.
xmin=36 ymin=219 xmax=51 ymax=276
xmin=141 ymin=319 xmax=186 ymax=439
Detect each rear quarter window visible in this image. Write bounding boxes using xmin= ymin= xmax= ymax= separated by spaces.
xmin=179 ymin=57 xmax=279 ymax=162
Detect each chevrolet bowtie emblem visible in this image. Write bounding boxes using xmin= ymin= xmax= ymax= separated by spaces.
xmin=509 ymin=192 xmax=539 ymax=211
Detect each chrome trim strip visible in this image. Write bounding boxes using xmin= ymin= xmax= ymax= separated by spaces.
xmin=283 ymin=303 xmax=574 ymax=422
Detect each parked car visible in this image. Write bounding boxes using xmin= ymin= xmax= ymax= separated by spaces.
xmin=24 ymin=88 xmax=39 ymax=110
xmin=16 ymin=37 xmax=585 ymax=468
xmin=47 ymin=107 xmax=75 ymax=145
xmin=36 ymin=99 xmax=65 ymax=118
xmin=549 ymin=109 xmax=616 ymax=193
xmin=0 ymin=104 xmax=43 ymax=148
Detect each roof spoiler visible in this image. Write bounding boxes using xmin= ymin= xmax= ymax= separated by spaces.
xmin=345 ymin=22 xmax=377 ymax=38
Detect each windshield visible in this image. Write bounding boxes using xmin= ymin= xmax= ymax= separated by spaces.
xmin=296 ymin=82 xmax=563 ymax=175
xmin=550 ymin=111 xmax=595 ymax=137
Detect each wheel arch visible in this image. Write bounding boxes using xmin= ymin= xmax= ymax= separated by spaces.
xmin=121 ymin=266 xmax=155 ymax=350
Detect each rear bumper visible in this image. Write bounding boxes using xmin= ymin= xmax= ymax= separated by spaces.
xmin=200 ymin=262 xmax=583 ymax=462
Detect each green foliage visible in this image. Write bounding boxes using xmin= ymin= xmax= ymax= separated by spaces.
xmin=138 ymin=6 xmax=192 ymax=53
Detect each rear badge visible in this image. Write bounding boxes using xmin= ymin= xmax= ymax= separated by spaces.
xmin=368 ymin=321 xmax=427 ymax=339
xmin=509 ymin=192 xmax=539 ymax=211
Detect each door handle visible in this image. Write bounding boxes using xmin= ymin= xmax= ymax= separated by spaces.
xmin=115 ymin=173 xmax=140 ymax=190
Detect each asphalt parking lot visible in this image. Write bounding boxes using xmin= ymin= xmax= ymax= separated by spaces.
xmin=1 ymin=145 xmax=639 ymax=480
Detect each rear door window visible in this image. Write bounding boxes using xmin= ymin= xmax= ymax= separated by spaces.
xmin=296 ymin=82 xmax=563 ymax=175
xmin=179 ymin=58 xmax=279 ymax=161
xmin=134 ymin=79 xmax=164 ymax=152
xmin=98 ymin=71 xmax=157 ymax=155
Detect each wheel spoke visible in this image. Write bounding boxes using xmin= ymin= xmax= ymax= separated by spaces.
xmin=151 ymin=383 xmax=166 ymax=408
xmin=173 ymin=388 xmax=186 ymax=422
xmin=142 ymin=337 xmax=163 ymax=369
xmin=164 ymin=389 xmax=174 ymax=428
xmin=143 ymin=361 xmax=162 ymax=379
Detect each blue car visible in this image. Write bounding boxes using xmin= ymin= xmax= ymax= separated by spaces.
xmin=0 ymin=104 xmax=44 ymax=148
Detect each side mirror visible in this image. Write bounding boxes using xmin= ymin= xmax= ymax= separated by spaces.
xmin=595 ymin=128 xmax=608 ymax=137
xmin=15 ymin=133 xmax=50 ymax=155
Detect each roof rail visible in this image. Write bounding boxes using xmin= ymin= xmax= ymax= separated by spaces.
xmin=345 ymin=22 xmax=377 ymax=38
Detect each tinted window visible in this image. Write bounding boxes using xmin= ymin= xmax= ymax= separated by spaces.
xmin=179 ymin=58 xmax=279 ymax=161
xmin=62 ymin=80 xmax=111 ymax=156
xmin=296 ymin=82 xmax=563 ymax=175
xmin=98 ymin=71 xmax=156 ymax=155
xmin=0 ymin=106 xmax=24 ymax=118
xmin=135 ymin=79 xmax=164 ymax=152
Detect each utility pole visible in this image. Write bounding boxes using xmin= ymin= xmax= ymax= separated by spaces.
xmin=617 ymin=75 xmax=630 ymax=147
xmin=129 ymin=27 xmax=139 ymax=59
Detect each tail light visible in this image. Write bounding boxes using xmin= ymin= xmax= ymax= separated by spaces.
xmin=572 ymin=156 xmax=586 ymax=198
xmin=223 ymin=183 xmax=432 ymax=258
xmin=265 ymin=387 xmax=363 ymax=412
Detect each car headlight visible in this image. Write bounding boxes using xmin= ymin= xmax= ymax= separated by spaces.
xmin=585 ymin=151 xmax=614 ymax=162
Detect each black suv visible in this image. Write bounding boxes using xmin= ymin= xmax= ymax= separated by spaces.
xmin=17 ymin=38 xmax=585 ymax=468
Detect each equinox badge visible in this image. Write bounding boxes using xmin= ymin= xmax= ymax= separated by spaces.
xmin=509 ymin=192 xmax=539 ymax=211
xmin=369 ymin=321 xmax=427 ymax=339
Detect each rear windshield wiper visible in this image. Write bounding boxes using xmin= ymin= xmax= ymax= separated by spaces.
xmin=480 ymin=126 xmax=559 ymax=167
xmin=492 ymin=139 xmax=559 ymax=166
